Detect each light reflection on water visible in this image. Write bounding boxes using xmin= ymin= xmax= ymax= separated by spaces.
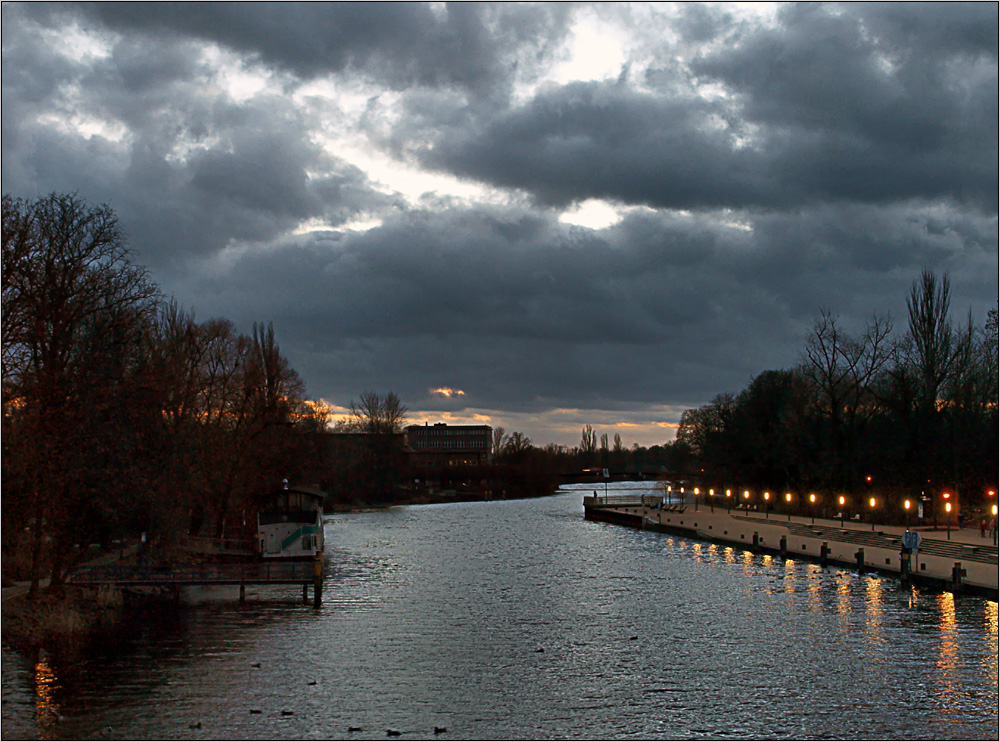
xmin=2 ymin=486 xmax=998 ymax=740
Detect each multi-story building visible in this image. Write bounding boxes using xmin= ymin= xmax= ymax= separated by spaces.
xmin=405 ymin=423 xmax=492 ymax=470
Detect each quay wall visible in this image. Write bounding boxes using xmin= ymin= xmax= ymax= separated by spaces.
xmin=585 ymin=499 xmax=998 ymax=600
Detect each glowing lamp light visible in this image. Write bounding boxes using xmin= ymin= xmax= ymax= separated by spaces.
xmin=869 ymin=497 xmax=876 ymax=508
xmin=904 ymin=499 xmax=911 ymax=510
xmin=992 ymin=504 xmax=998 ymax=517
xmin=809 ymin=493 xmax=816 ymax=504
xmin=726 ymin=489 xmax=731 ymax=498
xmin=945 ymin=502 xmax=952 ymax=514
xmin=785 ymin=493 xmax=792 ymax=503
xmin=839 ymin=495 xmax=846 ymax=506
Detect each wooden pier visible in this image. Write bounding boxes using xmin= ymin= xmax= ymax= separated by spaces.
xmin=69 ymin=558 xmax=325 ymax=607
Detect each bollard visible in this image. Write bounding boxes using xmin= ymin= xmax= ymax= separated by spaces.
xmin=855 ymin=548 xmax=865 ymax=574
xmin=779 ymin=535 xmax=787 ymax=557
xmin=951 ymin=562 xmax=966 ymax=590
xmin=820 ymin=542 xmax=829 ymax=567
xmin=752 ymin=531 xmax=759 ymax=552
xmin=899 ymin=547 xmax=910 ymax=586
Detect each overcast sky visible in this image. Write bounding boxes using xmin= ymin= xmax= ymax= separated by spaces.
xmin=3 ymin=2 xmax=997 ymax=447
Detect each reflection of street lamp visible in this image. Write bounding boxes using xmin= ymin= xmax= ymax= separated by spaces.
xmin=785 ymin=492 xmax=792 ymax=522
xmin=809 ymin=493 xmax=816 ymax=524
xmin=838 ymin=495 xmax=846 ymax=527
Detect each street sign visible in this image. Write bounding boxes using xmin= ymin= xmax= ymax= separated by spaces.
xmin=903 ymin=530 xmax=922 ymax=550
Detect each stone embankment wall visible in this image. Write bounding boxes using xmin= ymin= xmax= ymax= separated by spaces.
xmin=584 ymin=498 xmax=998 ymax=599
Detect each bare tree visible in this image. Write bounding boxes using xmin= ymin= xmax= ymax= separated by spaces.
xmin=2 ymin=193 xmax=159 ymax=592
xmin=492 ymin=426 xmax=507 ymax=459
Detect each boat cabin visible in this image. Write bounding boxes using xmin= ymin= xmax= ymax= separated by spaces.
xmin=258 ymin=484 xmax=325 ymax=559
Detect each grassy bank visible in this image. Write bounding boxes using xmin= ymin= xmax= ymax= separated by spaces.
xmin=2 ymin=586 xmax=125 ymax=654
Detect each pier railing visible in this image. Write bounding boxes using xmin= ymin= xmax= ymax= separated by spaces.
xmin=69 ymin=561 xmax=316 ymax=587
xmin=584 ymin=494 xmax=650 ymax=507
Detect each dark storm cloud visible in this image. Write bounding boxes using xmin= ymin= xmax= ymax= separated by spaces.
xmin=419 ymin=3 xmax=997 ymax=211
xmin=2 ymin=2 xmax=996 ymax=443
xmin=177 ymin=201 xmax=993 ymax=415
xmin=46 ymin=1 xmax=573 ymax=99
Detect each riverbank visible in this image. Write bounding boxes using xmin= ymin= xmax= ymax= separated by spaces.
xmin=584 ymin=497 xmax=999 ymax=599
xmin=1 ymin=544 xmax=140 ymax=652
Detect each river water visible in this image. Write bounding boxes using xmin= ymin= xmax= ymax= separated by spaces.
xmin=3 ymin=484 xmax=998 ymax=740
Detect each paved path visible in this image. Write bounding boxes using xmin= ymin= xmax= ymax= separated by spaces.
xmin=1 ymin=543 xmax=139 ymax=603
xmin=586 ymin=498 xmax=999 ymax=596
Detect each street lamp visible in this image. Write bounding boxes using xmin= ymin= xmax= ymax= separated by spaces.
xmin=992 ymin=503 xmax=998 ymax=545
xmin=904 ymin=499 xmax=912 ymax=529
xmin=709 ymin=488 xmax=715 ymax=513
xmin=726 ymin=489 xmax=732 ymax=513
xmin=943 ymin=494 xmax=952 ymax=540
xmin=743 ymin=490 xmax=750 ymax=515
xmin=763 ymin=491 xmax=770 ymax=519
xmin=869 ymin=496 xmax=877 ymax=531
xmin=809 ymin=493 xmax=816 ymax=525
xmin=694 ymin=487 xmax=700 ymax=512
xmin=838 ymin=495 xmax=846 ymax=527
xmin=785 ymin=492 xmax=792 ymax=522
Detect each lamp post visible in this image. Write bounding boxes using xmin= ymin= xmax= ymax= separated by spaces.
xmin=904 ymin=499 xmax=911 ymax=530
xmin=785 ymin=493 xmax=792 ymax=522
xmin=943 ymin=493 xmax=952 ymax=540
xmin=809 ymin=493 xmax=816 ymax=525
xmin=992 ymin=503 xmax=998 ymax=545
xmin=667 ymin=485 xmax=672 ymax=508
xmin=838 ymin=495 xmax=846 ymax=527
xmin=726 ymin=489 xmax=732 ymax=513
xmin=743 ymin=490 xmax=750 ymax=515
xmin=709 ymin=488 xmax=715 ymax=513
xmin=694 ymin=487 xmax=700 ymax=512
xmin=763 ymin=491 xmax=770 ymax=519
xmin=869 ymin=497 xmax=877 ymax=531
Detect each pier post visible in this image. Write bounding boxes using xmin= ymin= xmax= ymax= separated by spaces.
xmin=312 ymin=554 xmax=323 ymax=608
xmin=900 ymin=548 xmax=910 ymax=586
xmin=752 ymin=531 xmax=759 ymax=552
xmin=779 ymin=535 xmax=787 ymax=557
xmin=855 ymin=548 xmax=865 ymax=573
xmin=820 ymin=542 xmax=829 ymax=567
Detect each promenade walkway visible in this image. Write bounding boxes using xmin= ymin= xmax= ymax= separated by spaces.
xmin=584 ymin=496 xmax=999 ymax=598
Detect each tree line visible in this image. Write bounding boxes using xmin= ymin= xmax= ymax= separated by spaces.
xmin=2 ymin=193 xmax=329 ymax=593
xmin=674 ymin=270 xmax=998 ymax=523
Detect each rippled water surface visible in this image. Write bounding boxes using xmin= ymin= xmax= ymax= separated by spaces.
xmin=3 ymin=485 xmax=998 ymax=740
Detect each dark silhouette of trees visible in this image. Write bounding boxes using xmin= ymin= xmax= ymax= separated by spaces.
xmin=2 ymin=194 xmax=325 ymax=590
xmin=677 ymin=270 xmax=997 ymax=523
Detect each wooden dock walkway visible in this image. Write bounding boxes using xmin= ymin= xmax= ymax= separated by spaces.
xmin=69 ymin=559 xmax=325 ymax=606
